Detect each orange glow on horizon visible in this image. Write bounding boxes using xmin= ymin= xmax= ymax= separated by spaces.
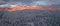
xmin=0 ymin=6 xmax=59 ymax=12
xmin=8 ymin=6 xmax=40 ymax=12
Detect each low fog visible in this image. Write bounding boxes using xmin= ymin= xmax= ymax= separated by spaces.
xmin=0 ymin=0 xmax=60 ymax=26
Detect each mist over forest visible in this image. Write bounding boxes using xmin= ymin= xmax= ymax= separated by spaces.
xmin=0 ymin=0 xmax=60 ymax=26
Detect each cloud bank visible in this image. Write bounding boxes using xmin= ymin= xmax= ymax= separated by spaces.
xmin=0 ymin=0 xmax=60 ymax=7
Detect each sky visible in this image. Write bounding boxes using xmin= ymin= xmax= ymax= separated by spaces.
xmin=0 ymin=0 xmax=60 ymax=7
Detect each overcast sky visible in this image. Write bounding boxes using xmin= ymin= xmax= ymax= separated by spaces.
xmin=0 ymin=0 xmax=60 ymax=7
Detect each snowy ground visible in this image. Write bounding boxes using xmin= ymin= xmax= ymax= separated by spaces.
xmin=0 ymin=10 xmax=60 ymax=26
